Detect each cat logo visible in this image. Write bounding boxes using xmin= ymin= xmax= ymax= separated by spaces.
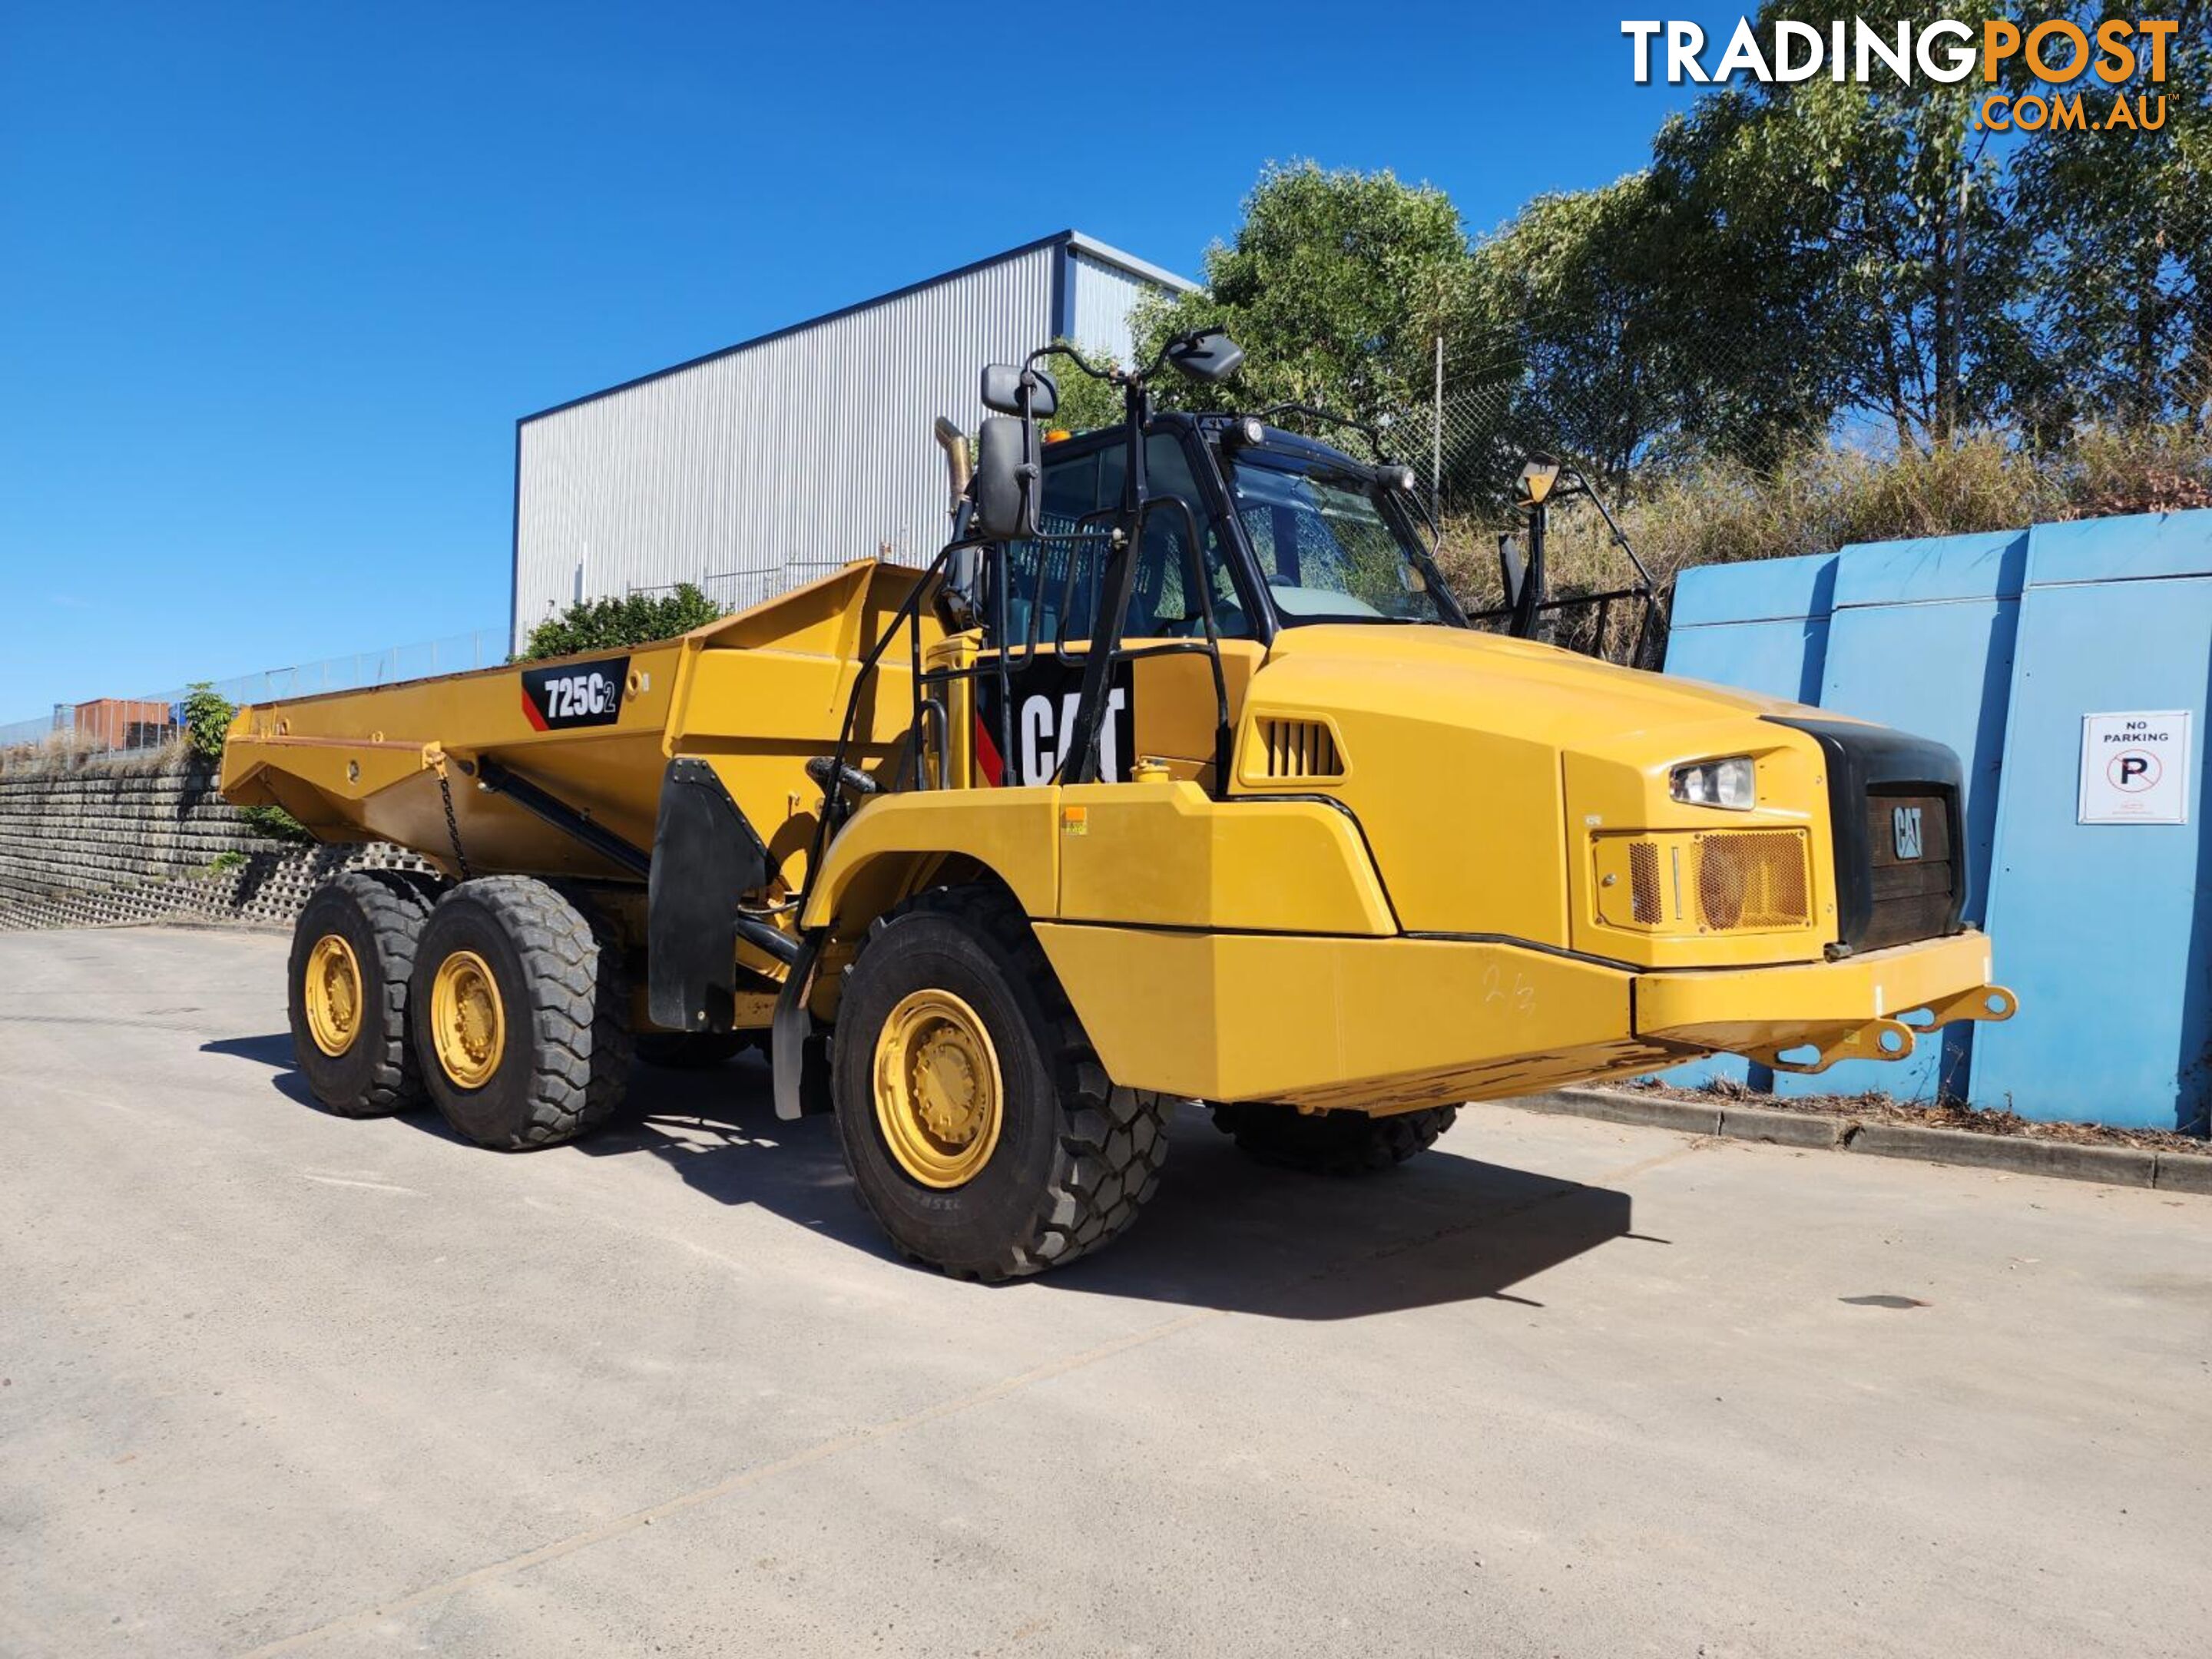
xmin=1892 ymin=804 xmax=1924 ymax=861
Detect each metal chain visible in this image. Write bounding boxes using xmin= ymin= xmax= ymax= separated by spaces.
xmin=436 ymin=768 xmax=472 ymax=882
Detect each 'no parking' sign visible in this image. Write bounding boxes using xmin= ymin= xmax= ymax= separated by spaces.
xmin=2078 ymin=710 xmax=2192 ymax=825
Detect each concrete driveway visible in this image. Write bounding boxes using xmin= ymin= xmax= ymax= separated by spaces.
xmin=2 ymin=926 xmax=2207 ymax=1658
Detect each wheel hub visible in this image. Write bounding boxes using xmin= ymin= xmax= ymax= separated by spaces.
xmin=430 ymin=949 xmax=505 ymax=1089
xmin=303 ymin=933 xmax=363 ymax=1058
xmin=873 ymin=988 xmax=1004 ymax=1188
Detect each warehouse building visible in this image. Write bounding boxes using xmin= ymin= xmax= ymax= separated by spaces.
xmin=509 ymin=230 xmax=1197 ymax=651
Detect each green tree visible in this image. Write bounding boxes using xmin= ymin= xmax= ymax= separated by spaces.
xmin=522 ymin=583 xmax=724 ymax=661
xmin=2010 ymin=2 xmax=2211 ymax=433
xmin=1133 ymin=161 xmax=1482 ymax=422
xmin=1469 ymin=174 xmax=1696 ymax=482
xmin=181 ymin=680 xmax=312 ymax=839
xmin=180 ymin=682 xmax=234 ymax=763
xmin=1039 ymin=338 xmax=1128 ymax=435
xmin=1644 ymin=92 xmax=1850 ymax=467
xmin=1654 ymin=2 xmax=2046 ymax=452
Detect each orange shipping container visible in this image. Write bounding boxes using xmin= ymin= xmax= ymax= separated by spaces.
xmin=73 ymin=698 xmax=173 ymax=749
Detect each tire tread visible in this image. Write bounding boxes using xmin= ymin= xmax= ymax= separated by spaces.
xmin=842 ymin=886 xmax=1171 ymax=1280
xmin=293 ymin=869 xmax=435 ymax=1117
xmin=418 ymin=876 xmax=631 ymax=1148
xmin=1212 ymin=1101 xmax=1458 ymax=1175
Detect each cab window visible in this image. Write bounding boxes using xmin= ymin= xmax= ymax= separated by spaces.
xmin=1122 ymin=437 xmax=1250 ymax=639
xmin=1000 ymin=442 xmax=1105 ymax=650
xmin=998 ymin=433 xmax=1250 ymax=646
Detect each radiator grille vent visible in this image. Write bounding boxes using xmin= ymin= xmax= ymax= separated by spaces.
xmin=1253 ymin=718 xmax=1344 ymax=780
xmin=1859 ymin=791 xmax=1955 ymax=949
xmin=1628 ymin=840 xmax=1662 ymax=925
xmin=1594 ymin=829 xmax=1812 ymax=934
xmin=1695 ymin=831 xmax=1812 ymax=931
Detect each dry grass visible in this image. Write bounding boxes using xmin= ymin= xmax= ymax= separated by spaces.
xmin=0 ymin=733 xmax=188 ymax=778
xmin=1630 ymin=1074 xmax=2208 ymax=1153
xmin=1435 ymin=422 xmax=2212 ymax=660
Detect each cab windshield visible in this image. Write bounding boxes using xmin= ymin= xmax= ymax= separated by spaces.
xmin=1220 ymin=446 xmax=1458 ymax=626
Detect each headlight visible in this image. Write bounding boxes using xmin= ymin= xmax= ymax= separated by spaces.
xmin=1670 ymin=756 xmax=1755 ymax=810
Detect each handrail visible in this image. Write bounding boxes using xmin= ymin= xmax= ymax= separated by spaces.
xmin=799 ymin=495 xmax=1242 ymax=915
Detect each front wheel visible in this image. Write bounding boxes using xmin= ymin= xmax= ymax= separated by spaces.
xmin=1211 ymin=1101 xmax=1458 ymax=1175
xmin=830 ymin=888 xmax=1171 ymax=1280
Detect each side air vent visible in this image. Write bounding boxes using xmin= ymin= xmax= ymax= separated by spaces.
xmin=1251 ymin=717 xmax=1346 ymax=781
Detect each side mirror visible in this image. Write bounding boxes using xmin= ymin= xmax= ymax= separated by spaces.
xmin=1515 ymin=454 xmax=1561 ymax=505
xmin=980 ymin=364 xmax=1059 ymax=419
xmin=1166 ymin=329 xmax=1245 ymax=385
xmin=1498 ymin=535 xmax=1527 ymax=611
xmin=974 ymin=416 xmax=1040 ymax=541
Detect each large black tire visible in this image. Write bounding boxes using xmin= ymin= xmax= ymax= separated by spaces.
xmin=1211 ymin=1101 xmax=1459 ymax=1175
xmin=635 ymin=1030 xmax=755 ymax=1068
xmin=408 ymin=876 xmax=633 ymax=1149
xmin=830 ymin=887 xmax=1171 ymax=1280
xmin=287 ymin=870 xmax=435 ymax=1117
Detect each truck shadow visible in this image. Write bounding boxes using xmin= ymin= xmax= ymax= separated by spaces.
xmin=206 ymin=1037 xmax=1639 ymax=1320
xmin=587 ymin=1059 xmax=1640 ymax=1321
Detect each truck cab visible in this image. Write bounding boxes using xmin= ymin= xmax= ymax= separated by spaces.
xmin=971 ymin=413 xmax=1460 ymax=788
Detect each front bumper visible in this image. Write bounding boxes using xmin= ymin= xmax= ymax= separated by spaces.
xmin=1034 ymin=922 xmax=2015 ymax=1111
xmin=1634 ymin=930 xmax=2015 ymax=1074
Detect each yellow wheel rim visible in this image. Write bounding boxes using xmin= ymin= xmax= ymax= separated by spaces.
xmin=873 ymin=988 xmax=1004 ymax=1188
xmin=429 ymin=949 xmax=506 ymax=1090
xmin=303 ymin=934 xmax=363 ymax=1058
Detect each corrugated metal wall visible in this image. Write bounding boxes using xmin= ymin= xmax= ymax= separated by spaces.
xmin=1066 ymin=247 xmax=1160 ymax=363
xmin=514 ymin=244 xmax=1063 ymax=652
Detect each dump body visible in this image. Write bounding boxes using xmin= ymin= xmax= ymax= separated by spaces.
xmin=222 ymin=561 xmax=932 ymax=896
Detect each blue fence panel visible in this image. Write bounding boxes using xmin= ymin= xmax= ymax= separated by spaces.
xmin=1665 ymin=551 xmax=1837 ymax=703
xmin=1767 ymin=530 xmax=2027 ymax=1101
xmin=1969 ymin=511 xmax=2212 ymax=1131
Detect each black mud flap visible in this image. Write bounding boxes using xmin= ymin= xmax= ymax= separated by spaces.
xmin=770 ymin=936 xmax=835 ymax=1121
xmin=647 ymin=758 xmax=771 ymax=1032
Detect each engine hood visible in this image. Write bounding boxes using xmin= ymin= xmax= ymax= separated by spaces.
xmin=1240 ymin=624 xmax=1854 ymax=946
xmin=1257 ymin=623 xmax=1841 ymax=743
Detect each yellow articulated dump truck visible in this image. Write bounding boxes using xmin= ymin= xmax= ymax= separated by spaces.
xmin=222 ymin=332 xmax=2015 ymax=1279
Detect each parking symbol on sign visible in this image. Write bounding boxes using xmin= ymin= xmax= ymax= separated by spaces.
xmin=2108 ymin=750 xmax=2160 ymax=793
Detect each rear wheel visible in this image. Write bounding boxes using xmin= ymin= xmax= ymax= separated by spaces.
xmin=1211 ymin=1101 xmax=1458 ymax=1175
xmin=409 ymin=876 xmax=632 ymax=1149
xmin=830 ymin=888 xmax=1171 ymax=1280
xmin=636 ymin=1030 xmax=754 ymax=1068
xmin=287 ymin=871 xmax=435 ymax=1117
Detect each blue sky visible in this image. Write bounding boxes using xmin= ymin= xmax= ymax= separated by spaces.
xmin=0 ymin=0 xmax=1736 ymax=714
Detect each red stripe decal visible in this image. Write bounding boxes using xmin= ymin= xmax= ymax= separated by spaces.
xmin=520 ymin=686 xmax=549 ymax=731
xmin=973 ymin=713 xmax=1003 ymax=786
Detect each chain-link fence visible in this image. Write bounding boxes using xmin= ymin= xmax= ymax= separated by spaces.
xmin=1 ymin=626 xmax=507 ymax=769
